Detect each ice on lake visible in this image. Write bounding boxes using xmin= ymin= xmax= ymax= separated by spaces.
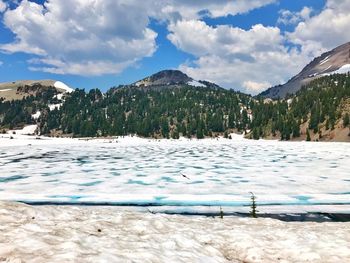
xmin=0 ymin=138 xmax=349 ymax=213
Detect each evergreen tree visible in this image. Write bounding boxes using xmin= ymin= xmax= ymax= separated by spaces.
xmin=196 ymin=128 xmax=204 ymax=139
xmin=343 ymin=113 xmax=350 ymax=127
xmin=306 ymin=129 xmax=311 ymax=141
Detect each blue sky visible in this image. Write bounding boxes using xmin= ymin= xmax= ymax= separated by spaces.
xmin=0 ymin=0 xmax=348 ymax=94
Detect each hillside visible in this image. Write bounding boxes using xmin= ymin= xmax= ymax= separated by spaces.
xmin=118 ymin=70 xmax=221 ymax=91
xmin=260 ymin=42 xmax=350 ymax=99
xmin=250 ymin=73 xmax=350 ymax=142
xmin=0 ymin=80 xmax=73 ymax=101
xmin=39 ymin=80 xmax=252 ymax=138
xmin=0 ymin=69 xmax=349 ymax=142
xmin=0 ymin=80 xmax=73 ymax=131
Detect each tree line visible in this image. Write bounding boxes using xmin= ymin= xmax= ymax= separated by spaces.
xmin=1 ymin=74 xmax=349 ymax=140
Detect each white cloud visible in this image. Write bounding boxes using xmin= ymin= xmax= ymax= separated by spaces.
xmin=179 ymin=48 xmax=310 ymax=95
xmin=168 ymin=0 xmax=350 ymax=94
xmin=0 ymin=61 xmax=3 ymax=66
xmin=4 ymin=0 xmax=340 ymax=94
xmin=169 ymin=20 xmax=311 ymax=94
xmin=0 ymin=0 xmax=7 ymax=13
xmin=277 ymin=7 xmax=313 ymax=25
xmin=0 ymin=0 xmax=158 ymax=76
xmin=160 ymin=0 xmax=277 ymax=20
xmin=168 ymin=21 xmax=283 ymax=57
xmin=288 ymin=0 xmax=350 ymax=52
xmin=28 ymin=59 xmax=134 ymax=76
xmin=243 ymin=80 xmax=271 ymax=94
xmin=0 ymin=0 xmax=276 ymax=76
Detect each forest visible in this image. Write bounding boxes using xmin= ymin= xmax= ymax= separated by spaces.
xmin=0 ymin=74 xmax=349 ymax=140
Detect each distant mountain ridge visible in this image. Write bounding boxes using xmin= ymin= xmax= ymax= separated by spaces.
xmin=134 ymin=70 xmax=192 ymax=87
xmin=0 ymin=68 xmax=349 ymax=142
xmin=260 ymin=42 xmax=350 ymax=99
xmin=129 ymin=70 xmax=220 ymax=90
xmin=0 ymin=79 xmax=73 ymax=101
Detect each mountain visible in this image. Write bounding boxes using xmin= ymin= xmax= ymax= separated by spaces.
xmin=0 ymin=69 xmax=349 ymax=141
xmin=0 ymin=80 xmax=73 ymax=101
xmin=38 ymin=70 xmax=252 ymax=138
xmin=260 ymin=42 xmax=350 ymax=99
xmin=128 ymin=70 xmax=220 ymax=90
xmin=134 ymin=70 xmax=191 ymax=87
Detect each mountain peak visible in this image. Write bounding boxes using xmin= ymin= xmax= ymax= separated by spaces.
xmin=134 ymin=70 xmax=192 ymax=87
xmin=260 ymin=41 xmax=350 ymax=99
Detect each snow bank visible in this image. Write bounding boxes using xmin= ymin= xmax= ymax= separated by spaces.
xmin=7 ymin=125 xmax=38 ymax=135
xmin=187 ymin=80 xmax=206 ymax=87
xmin=334 ymin=64 xmax=350 ymax=74
xmin=319 ymin=55 xmax=330 ymax=65
xmin=322 ymin=64 xmax=350 ymax=76
xmin=31 ymin=111 xmax=41 ymax=120
xmin=0 ymin=201 xmax=349 ymax=262
xmin=0 ymin=133 xmax=247 ymax=147
xmin=54 ymin=81 xmax=73 ymax=93
xmin=48 ymin=103 xmax=62 ymax=110
xmin=0 ymin=89 xmax=13 ymax=92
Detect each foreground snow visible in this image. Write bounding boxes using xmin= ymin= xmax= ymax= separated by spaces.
xmin=0 ymin=202 xmax=349 ymax=263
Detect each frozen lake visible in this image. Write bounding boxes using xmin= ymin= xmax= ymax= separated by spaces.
xmin=0 ymin=138 xmax=349 ymax=213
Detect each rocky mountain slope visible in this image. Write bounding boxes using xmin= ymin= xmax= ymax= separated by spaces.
xmin=115 ymin=70 xmax=221 ymax=91
xmin=260 ymin=42 xmax=350 ymax=99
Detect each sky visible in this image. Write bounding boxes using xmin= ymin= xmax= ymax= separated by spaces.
xmin=0 ymin=0 xmax=349 ymax=94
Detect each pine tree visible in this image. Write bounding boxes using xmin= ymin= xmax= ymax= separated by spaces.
xmin=306 ymin=129 xmax=311 ymax=141
xmin=343 ymin=113 xmax=350 ymax=127
xmin=252 ymin=127 xmax=259 ymax=140
xmin=249 ymin=192 xmax=258 ymax=218
xmin=196 ymin=128 xmax=204 ymax=139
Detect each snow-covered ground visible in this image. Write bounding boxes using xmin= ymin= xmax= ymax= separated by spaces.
xmin=31 ymin=111 xmax=41 ymax=120
xmin=54 ymin=81 xmax=74 ymax=93
xmin=322 ymin=64 xmax=350 ymax=76
xmin=0 ymin=88 xmax=12 ymax=92
xmin=0 ymin=201 xmax=349 ymax=263
xmin=0 ymin=134 xmax=349 ymax=213
xmin=187 ymin=80 xmax=206 ymax=87
xmin=48 ymin=103 xmax=62 ymax=110
xmin=0 ymin=132 xmax=245 ymax=146
xmin=6 ymin=125 xmax=38 ymax=136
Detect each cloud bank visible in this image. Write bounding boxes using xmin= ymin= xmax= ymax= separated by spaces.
xmin=1 ymin=0 xmax=158 ymax=75
xmin=0 ymin=0 xmax=349 ymax=94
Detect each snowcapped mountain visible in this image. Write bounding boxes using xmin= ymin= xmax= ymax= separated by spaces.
xmin=260 ymin=42 xmax=350 ymax=99
xmin=132 ymin=70 xmax=216 ymax=89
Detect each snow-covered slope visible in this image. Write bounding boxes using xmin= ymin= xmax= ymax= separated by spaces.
xmin=323 ymin=64 xmax=350 ymax=76
xmin=187 ymin=80 xmax=206 ymax=87
xmin=54 ymin=81 xmax=73 ymax=93
xmin=260 ymin=42 xmax=350 ymax=99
